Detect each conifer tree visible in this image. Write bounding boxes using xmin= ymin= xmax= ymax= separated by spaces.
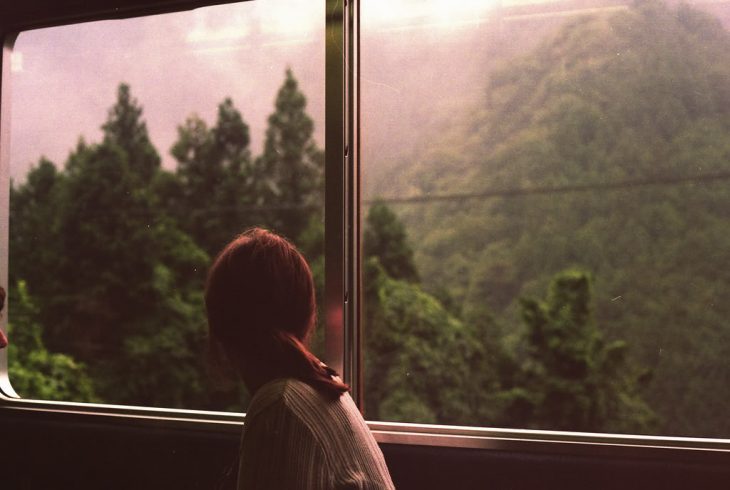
xmin=364 ymin=201 xmax=419 ymax=283
xmin=170 ymin=98 xmax=255 ymax=255
xmin=257 ymin=68 xmax=324 ymax=241
xmin=504 ymin=269 xmax=656 ymax=433
xmin=7 ymin=281 xmax=97 ymax=402
xmin=6 ymin=85 xmax=212 ymax=407
xmin=102 ymin=83 xmax=160 ymax=184
xmin=9 ymin=158 xmax=61 ymax=298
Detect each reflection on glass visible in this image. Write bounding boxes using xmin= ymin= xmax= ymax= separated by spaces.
xmin=361 ymin=0 xmax=730 ymax=438
xmin=7 ymin=0 xmax=325 ymax=410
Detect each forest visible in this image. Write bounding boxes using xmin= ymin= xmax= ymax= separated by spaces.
xmin=7 ymin=1 xmax=729 ymax=438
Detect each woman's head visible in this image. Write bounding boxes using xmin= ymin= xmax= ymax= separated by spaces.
xmin=206 ymin=228 xmax=315 ymax=347
xmin=205 ymin=228 xmax=347 ymax=396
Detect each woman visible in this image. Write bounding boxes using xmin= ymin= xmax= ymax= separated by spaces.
xmin=205 ymin=228 xmax=395 ymax=490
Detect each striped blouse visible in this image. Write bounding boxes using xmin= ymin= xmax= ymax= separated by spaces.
xmin=237 ymin=378 xmax=395 ymax=489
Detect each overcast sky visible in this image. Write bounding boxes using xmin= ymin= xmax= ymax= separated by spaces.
xmin=9 ymin=0 xmax=328 ymax=180
xmin=7 ymin=0 xmax=508 ymax=182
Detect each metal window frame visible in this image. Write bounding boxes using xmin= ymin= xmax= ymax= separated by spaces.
xmin=0 ymin=0 xmax=728 ymax=462
xmin=324 ymin=0 xmax=346 ymax=387
xmin=324 ymin=0 xmax=363 ymax=409
xmin=0 ymin=32 xmax=16 ymax=399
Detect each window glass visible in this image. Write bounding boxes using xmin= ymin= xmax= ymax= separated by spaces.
xmin=361 ymin=0 xmax=730 ymax=438
xmin=7 ymin=0 xmax=326 ymax=410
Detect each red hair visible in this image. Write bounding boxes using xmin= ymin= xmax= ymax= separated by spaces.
xmin=205 ymin=228 xmax=348 ymax=398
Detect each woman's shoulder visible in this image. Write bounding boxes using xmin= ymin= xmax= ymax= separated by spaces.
xmin=244 ymin=378 xmax=395 ymax=489
xmin=246 ymin=378 xmax=367 ymax=439
xmin=246 ymin=378 xmax=345 ymax=421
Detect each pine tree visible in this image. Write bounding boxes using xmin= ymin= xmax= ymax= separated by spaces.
xmin=47 ymin=140 xmax=161 ymax=359
xmin=102 ymin=83 xmax=160 ymax=184
xmin=170 ymin=98 xmax=255 ymax=255
xmin=257 ymin=68 xmax=324 ymax=241
xmin=10 ymin=86 xmax=212 ymax=407
xmin=363 ymin=259 xmax=498 ymax=425
xmin=9 ymin=158 xmax=62 ymax=297
xmin=364 ymin=201 xmax=419 ymax=283
xmin=6 ymin=281 xmax=97 ymax=402
xmin=211 ymin=97 xmax=251 ymax=168
xmin=504 ymin=269 xmax=656 ymax=433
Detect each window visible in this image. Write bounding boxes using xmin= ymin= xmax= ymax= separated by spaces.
xmin=4 ymin=0 xmax=326 ymax=411
xmin=361 ymin=0 xmax=730 ymax=439
xmin=1 ymin=0 xmax=728 ymax=448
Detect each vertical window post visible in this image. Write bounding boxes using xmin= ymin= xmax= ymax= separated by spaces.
xmin=345 ymin=0 xmax=362 ymax=409
xmin=0 ymin=33 xmax=18 ymax=398
xmin=325 ymin=0 xmax=362 ymax=407
xmin=324 ymin=0 xmax=346 ymax=381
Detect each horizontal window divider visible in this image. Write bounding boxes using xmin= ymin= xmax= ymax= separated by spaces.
xmin=369 ymin=422 xmax=730 ymax=457
xmin=0 ymin=396 xmax=245 ymax=432
xmin=2 ymin=396 xmax=729 ymax=457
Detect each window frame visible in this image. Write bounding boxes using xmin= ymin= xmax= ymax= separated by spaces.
xmin=0 ymin=0 xmax=728 ymax=462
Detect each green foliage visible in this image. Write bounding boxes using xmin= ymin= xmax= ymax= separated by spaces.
xmin=7 ymin=281 xmax=97 ymax=402
xmin=390 ymin=1 xmax=730 ymax=437
xmin=361 ymin=205 xmax=652 ymax=433
xmin=362 ymin=202 xmax=499 ymax=424
xmin=364 ymin=201 xmax=419 ymax=283
xmin=503 ymin=270 xmax=656 ymax=433
xmin=166 ymin=98 xmax=256 ymax=256
xmin=363 ymin=258 xmax=499 ymax=425
xmin=10 ymin=84 xmax=212 ymax=408
xmin=9 ymin=72 xmax=325 ymax=412
xmin=9 ymin=157 xmax=63 ymax=297
xmin=297 ymin=215 xmax=326 ymax=359
xmin=257 ymin=68 xmax=324 ymax=242
xmin=102 ymin=83 xmax=160 ymax=184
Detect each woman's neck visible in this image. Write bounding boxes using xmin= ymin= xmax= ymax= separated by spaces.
xmin=242 ymin=362 xmax=281 ymax=396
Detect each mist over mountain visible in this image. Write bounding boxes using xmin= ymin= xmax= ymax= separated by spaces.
xmin=362 ymin=0 xmax=730 ymax=199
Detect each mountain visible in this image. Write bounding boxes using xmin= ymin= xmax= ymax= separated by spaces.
xmin=382 ymin=1 xmax=730 ymax=437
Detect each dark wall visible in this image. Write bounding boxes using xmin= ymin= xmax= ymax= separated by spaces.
xmin=0 ymin=407 xmax=728 ymax=490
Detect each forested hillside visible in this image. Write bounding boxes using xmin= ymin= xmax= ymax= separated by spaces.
xmin=382 ymin=1 xmax=730 ymax=437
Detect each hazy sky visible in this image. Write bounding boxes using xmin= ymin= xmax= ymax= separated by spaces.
xmin=11 ymin=0 xmax=720 ymax=185
xmin=8 ymin=0 xmax=504 ymax=182
xmin=9 ymin=0 xmax=328 ymax=180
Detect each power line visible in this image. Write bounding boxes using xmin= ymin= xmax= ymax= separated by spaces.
xmin=13 ymin=171 xmax=730 ymax=216
xmin=363 ymin=171 xmax=730 ymax=206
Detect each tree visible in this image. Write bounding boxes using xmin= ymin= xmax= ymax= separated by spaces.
xmin=7 ymin=281 xmax=97 ymax=402
xmin=363 ymin=259 xmax=498 ymax=425
xmin=257 ymin=68 xmax=324 ymax=241
xmin=54 ymin=139 xmax=210 ymax=406
xmin=102 ymin=83 xmax=160 ymax=185
xmin=362 ymin=204 xmax=500 ymax=425
xmin=168 ymin=98 xmax=256 ymax=256
xmin=364 ymin=201 xmax=419 ymax=283
xmin=45 ymin=140 xmax=162 ymax=360
xmin=502 ymin=269 xmax=655 ymax=433
xmin=9 ymin=158 xmax=63 ymax=299
xmin=8 ymin=85 xmax=214 ymax=407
